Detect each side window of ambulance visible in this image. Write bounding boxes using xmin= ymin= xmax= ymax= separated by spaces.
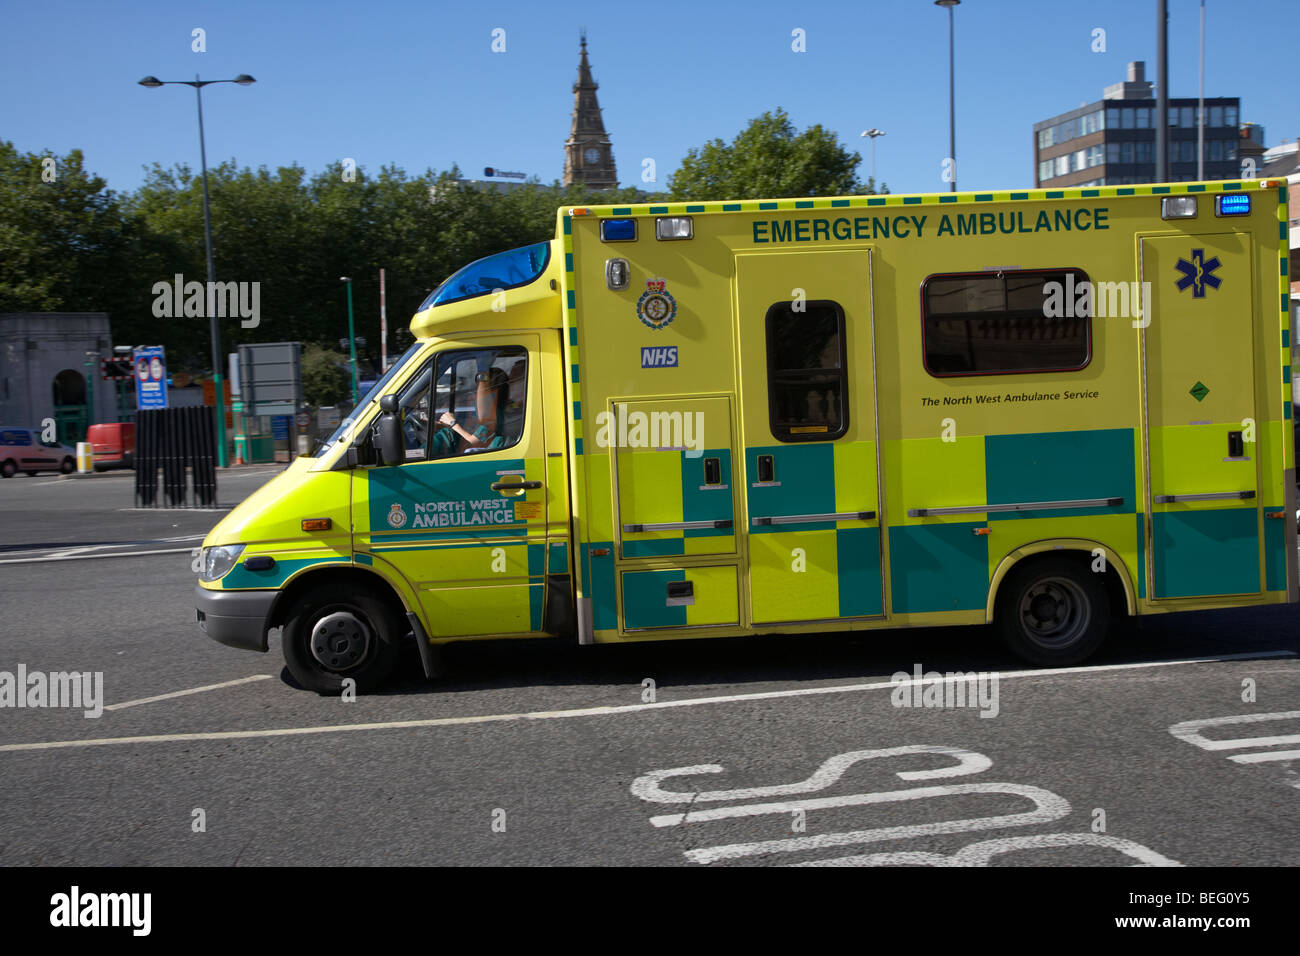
xmin=922 ymin=269 xmax=1091 ymax=376
xmin=428 ymin=346 xmax=528 ymax=461
xmin=395 ymin=361 xmax=433 ymax=461
xmin=765 ymin=300 xmax=849 ymax=442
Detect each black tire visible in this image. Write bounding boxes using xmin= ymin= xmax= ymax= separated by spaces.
xmin=0 ymin=459 xmax=15 ymax=478
xmin=60 ymin=457 xmax=75 ymax=474
xmin=281 ymin=584 xmax=402 ymax=694
xmin=994 ymin=555 xmax=1109 ymax=666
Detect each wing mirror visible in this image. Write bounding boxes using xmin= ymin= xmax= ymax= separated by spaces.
xmin=375 ymin=395 xmax=403 ymax=465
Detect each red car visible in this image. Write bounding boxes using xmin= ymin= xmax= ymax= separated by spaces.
xmin=87 ymin=422 xmax=134 ymax=470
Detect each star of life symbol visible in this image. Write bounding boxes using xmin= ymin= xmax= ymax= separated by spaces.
xmin=387 ymin=503 xmax=408 ymax=529
xmin=1174 ymin=248 xmax=1222 ymax=298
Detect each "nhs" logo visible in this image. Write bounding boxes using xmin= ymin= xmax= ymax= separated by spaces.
xmin=640 ymin=346 xmax=678 ymax=368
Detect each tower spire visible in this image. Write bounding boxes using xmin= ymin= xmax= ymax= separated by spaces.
xmin=563 ymin=34 xmax=617 ymax=188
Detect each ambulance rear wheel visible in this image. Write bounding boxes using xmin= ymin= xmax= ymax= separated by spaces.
xmin=282 ymin=585 xmax=401 ymax=694
xmin=995 ymin=556 xmax=1109 ymax=666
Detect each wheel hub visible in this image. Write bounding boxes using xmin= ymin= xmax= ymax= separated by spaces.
xmin=309 ymin=611 xmax=372 ymax=672
xmin=1019 ymin=577 xmax=1090 ymax=648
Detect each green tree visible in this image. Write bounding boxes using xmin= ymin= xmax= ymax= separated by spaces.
xmin=0 ymin=141 xmax=146 ymax=319
xmin=668 ymin=109 xmax=879 ymax=201
xmin=300 ymin=344 xmax=352 ymax=407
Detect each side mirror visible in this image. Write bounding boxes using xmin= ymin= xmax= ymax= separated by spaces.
xmin=376 ymin=397 xmax=403 ymax=465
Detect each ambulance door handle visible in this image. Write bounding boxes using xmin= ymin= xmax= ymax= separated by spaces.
xmin=1154 ymin=490 xmax=1255 ymax=503
xmin=491 ymin=480 xmax=542 ymax=491
xmin=752 ymin=511 xmax=876 ymax=526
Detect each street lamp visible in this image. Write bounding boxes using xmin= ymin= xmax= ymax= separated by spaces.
xmin=859 ymin=128 xmax=886 ymax=187
xmin=340 ymin=277 xmax=359 ymax=404
xmin=935 ymin=0 xmax=960 ymax=192
xmin=138 ymin=72 xmax=256 ymax=467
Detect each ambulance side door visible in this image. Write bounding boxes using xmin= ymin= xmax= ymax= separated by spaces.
xmin=353 ymin=333 xmax=551 ymax=638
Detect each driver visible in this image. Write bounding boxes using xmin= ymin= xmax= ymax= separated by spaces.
xmin=433 ymin=367 xmax=508 ymax=455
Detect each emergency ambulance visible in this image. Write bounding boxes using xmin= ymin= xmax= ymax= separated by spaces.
xmin=194 ymin=178 xmax=1295 ymax=692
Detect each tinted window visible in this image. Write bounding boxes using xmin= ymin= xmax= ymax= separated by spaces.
xmin=765 ymin=301 xmax=848 ymax=442
xmin=922 ymin=270 xmax=1091 ymax=376
xmin=397 ymin=346 xmax=528 ymax=461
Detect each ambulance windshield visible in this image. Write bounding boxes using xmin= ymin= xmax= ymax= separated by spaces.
xmin=418 ymin=241 xmax=550 ymax=310
xmin=313 ymin=341 xmax=423 ymax=457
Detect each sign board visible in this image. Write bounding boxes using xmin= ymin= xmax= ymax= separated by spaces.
xmin=237 ymin=342 xmax=303 ymax=417
xmin=318 ymin=406 xmax=342 ymax=431
xmin=272 ymin=415 xmax=290 ymax=440
xmin=295 ymin=411 xmax=310 ymax=428
xmin=133 ymin=346 xmax=168 ymax=410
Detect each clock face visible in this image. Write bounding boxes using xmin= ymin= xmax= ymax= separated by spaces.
xmin=584 ymin=147 xmax=600 ymax=164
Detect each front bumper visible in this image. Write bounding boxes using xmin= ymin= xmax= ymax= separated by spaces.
xmin=194 ymin=584 xmax=276 ymax=652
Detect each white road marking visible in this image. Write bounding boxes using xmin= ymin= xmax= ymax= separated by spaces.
xmin=1168 ymin=710 xmax=1300 ymax=750
xmin=104 ymin=675 xmax=273 ymax=712
xmin=794 ymin=833 xmax=1182 ymax=867
xmin=1227 ymin=749 xmax=1300 ymax=763
xmin=0 ymin=650 xmax=1294 ymax=754
xmin=631 ymin=745 xmax=992 ymax=805
xmin=679 ymin=785 xmax=1070 ymax=865
xmin=0 ymin=547 xmax=194 ymax=565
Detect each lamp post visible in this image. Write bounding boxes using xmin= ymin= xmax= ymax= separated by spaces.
xmin=138 ymin=72 xmax=255 ymax=467
xmin=340 ymin=277 xmax=360 ymax=404
xmin=859 ymin=128 xmax=886 ymax=187
xmin=935 ymin=0 xmax=960 ymax=192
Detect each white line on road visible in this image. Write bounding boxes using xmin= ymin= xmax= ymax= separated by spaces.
xmin=0 ymin=547 xmax=195 ymax=565
xmin=104 ymin=675 xmax=273 ymax=712
xmin=0 ymin=650 xmax=1292 ymax=755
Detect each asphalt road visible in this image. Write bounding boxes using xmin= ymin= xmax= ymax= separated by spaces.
xmin=0 ymin=466 xmax=1297 ymax=866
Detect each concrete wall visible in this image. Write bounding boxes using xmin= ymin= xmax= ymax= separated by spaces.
xmin=0 ymin=313 xmax=116 ymax=429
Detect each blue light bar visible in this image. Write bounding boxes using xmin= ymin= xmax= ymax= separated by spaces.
xmin=1215 ymin=194 xmax=1251 ymax=217
xmin=600 ymin=218 xmax=637 ymax=242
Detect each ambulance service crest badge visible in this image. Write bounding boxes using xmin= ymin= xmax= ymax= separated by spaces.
xmin=387 ymin=503 xmax=408 ymax=529
xmin=636 ymin=278 xmax=677 ymax=331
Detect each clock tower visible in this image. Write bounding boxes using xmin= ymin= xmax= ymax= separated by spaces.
xmin=563 ymin=34 xmax=618 ymax=189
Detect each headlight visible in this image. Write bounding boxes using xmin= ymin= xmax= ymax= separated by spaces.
xmin=200 ymin=545 xmax=246 ymax=582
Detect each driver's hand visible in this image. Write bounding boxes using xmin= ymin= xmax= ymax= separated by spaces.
xmin=438 ymin=411 xmax=457 ymax=427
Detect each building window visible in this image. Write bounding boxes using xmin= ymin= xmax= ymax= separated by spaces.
xmin=1225 ymin=105 xmax=1238 ymax=128
xmin=1107 ymin=142 xmax=1120 ymax=164
xmin=1106 ymin=107 xmax=1120 ymax=129
xmin=1167 ymin=106 xmax=1179 ymax=128
xmin=1038 ymin=159 xmax=1053 ymax=182
xmin=922 ymin=270 xmax=1091 ymax=377
xmin=1180 ymin=106 xmax=1194 ymax=128
xmin=1136 ymin=107 xmax=1150 ymax=128
xmin=1056 ymin=155 xmax=1069 ymax=176
xmin=1225 ymin=141 xmax=1236 ymax=161
xmin=1088 ymin=145 xmax=1103 ymax=167
xmin=1209 ymin=105 xmax=1223 ymax=128
xmin=1137 ymin=142 xmax=1152 ymax=164
xmin=1209 ymin=140 xmax=1222 ymax=161
xmin=1038 ymin=129 xmax=1051 ymax=149
xmin=1121 ymin=142 xmax=1134 ymax=164
xmin=765 ymin=301 xmax=848 ymax=442
xmin=1121 ymin=109 xmax=1135 ymax=130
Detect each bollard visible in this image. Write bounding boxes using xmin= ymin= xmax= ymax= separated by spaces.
xmin=76 ymin=442 xmax=94 ymax=473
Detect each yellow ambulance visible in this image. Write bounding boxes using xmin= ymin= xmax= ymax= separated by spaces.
xmin=194 ymin=178 xmax=1295 ymax=692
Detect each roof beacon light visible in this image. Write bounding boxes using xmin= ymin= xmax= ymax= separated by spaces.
xmin=1215 ymin=194 xmax=1251 ymax=217
xmin=655 ymin=216 xmax=693 ymax=240
xmin=1160 ymin=196 xmax=1197 ymax=220
xmin=601 ymin=218 xmax=637 ymax=242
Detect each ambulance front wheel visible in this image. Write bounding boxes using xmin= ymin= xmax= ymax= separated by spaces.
xmin=281 ymin=585 xmax=401 ymax=694
xmin=994 ymin=556 xmax=1109 ymax=666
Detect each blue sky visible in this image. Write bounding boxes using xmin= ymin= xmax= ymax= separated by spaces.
xmin=1 ymin=0 xmax=1295 ymax=196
